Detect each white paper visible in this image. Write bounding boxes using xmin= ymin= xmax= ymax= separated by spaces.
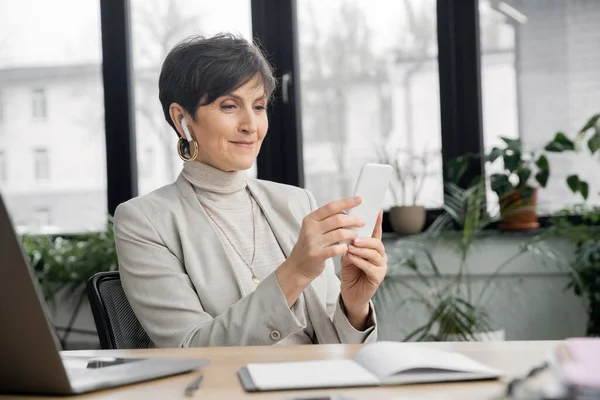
xmin=246 ymin=359 xmax=379 ymax=390
xmin=353 ymin=341 xmax=500 ymax=382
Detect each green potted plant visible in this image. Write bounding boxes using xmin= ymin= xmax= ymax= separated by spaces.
xmin=374 ymin=178 xmax=561 ymax=341
xmin=448 ymin=131 xmax=582 ymax=231
xmin=21 ymin=217 xmax=118 ymax=347
xmin=547 ymin=205 xmax=600 ymax=336
xmin=487 ymin=136 xmax=552 ymax=230
xmin=379 ymin=113 xmax=599 ymax=340
xmin=486 ymin=114 xmax=599 ymax=229
xmin=555 ymin=113 xmax=600 ymax=201
xmin=542 ymin=113 xmax=600 ymax=336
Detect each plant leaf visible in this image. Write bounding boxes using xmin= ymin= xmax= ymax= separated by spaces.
xmin=516 ymin=167 xmax=532 ymax=187
xmin=490 ymin=174 xmax=512 ymax=198
xmin=567 ymin=175 xmax=580 ymax=193
xmin=487 ymin=147 xmax=502 ymax=163
xmin=579 ymin=114 xmax=600 ymax=133
xmin=503 ymin=152 xmax=521 ymax=172
xmin=535 ymin=171 xmax=549 ymax=188
xmin=535 ymin=154 xmax=549 ymax=171
xmin=447 ymin=156 xmax=469 ymax=185
xmin=580 ymin=181 xmax=590 ymax=200
xmin=588 ymin=132 xmax=600 ymax=154
xmin=545 ymin=132 xmax=575 ymax=152
xmin=500 ymin=137 xmax=521 ymax=152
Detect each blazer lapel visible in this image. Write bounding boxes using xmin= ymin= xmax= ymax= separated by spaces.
xmin=246 ymin=180 xmax=341 ymax=344
xmin=175 ymin=173 xmax=245 ymax=311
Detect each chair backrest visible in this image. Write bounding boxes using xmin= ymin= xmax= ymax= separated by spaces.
xmin=86 ymin=271 xmax=153 ymax=349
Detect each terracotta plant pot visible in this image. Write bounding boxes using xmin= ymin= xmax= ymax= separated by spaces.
xmin=498 ymin=188 xmax=539 ymax=231
xmin=389 ymin=206 xmax=426 ymax=235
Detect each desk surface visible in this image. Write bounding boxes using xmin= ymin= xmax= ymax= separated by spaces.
xmin=1 ymin=341 xmax=557 ymax=400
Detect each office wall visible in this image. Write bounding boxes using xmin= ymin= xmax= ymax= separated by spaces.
xmin=374 ymin=235 xmax=587 ymax=342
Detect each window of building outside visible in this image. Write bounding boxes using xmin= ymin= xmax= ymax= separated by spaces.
xmin=0 ymin=0 xmax=106 ymax=234
xmin=297 ymin=0 xmax=443 ymax=209
xmin=33 ymin=207 xmax=52 ymax=232
xmin=33 ymin=148 xmax=49 ymax=181
xmin=131 ymin=0 xmax=254 ymax=196
xmin=479 ymin=0 xmax=600 ymax=213
xmin=32 ymin=88 xmax=47 ymax=119
xmin=0 ymin=150 xmax=6 ymax=183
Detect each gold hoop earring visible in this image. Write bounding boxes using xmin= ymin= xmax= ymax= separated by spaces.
xmin=177 ymin=137 xmax=199 ymax=162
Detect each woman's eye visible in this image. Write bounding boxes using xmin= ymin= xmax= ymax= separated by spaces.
xmin=221 ymin=104 xmax=237 ymax=110
xmin=254 ymin=105 xmax=266 ymax=111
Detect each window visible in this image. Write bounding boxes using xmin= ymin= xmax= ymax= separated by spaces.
xmin=0 ymin=91 xmax=4 ymax=123
xmin=33 ymin=148 xmax=49 ymax=181
xmin=0 ymin=0 xmax=106 ymax=233
xmin=297 ymin=0 xmax=443 ymax=209
xmin=33 ymin=207 xmax=52 ymax=230
xmin=0 ymin=150 xmax=6 ymax=183
xmin=32 ymin=88 xmax=47 ymax=119
xmin=130 ymin=0 xmax=253 ymax=196
xmin=479 ymin=0 xmax=600 ymax=212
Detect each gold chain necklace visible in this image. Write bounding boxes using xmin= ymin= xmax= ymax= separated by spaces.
xmin=200 ymin=188 xmax=260 ymax=283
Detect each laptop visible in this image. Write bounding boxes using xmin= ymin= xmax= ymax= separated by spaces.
xmin=0 ymin=194 xmax=209 ymax=395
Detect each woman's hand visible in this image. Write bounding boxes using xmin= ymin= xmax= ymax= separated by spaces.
xmin=339 ymin=210 xmax=387 ymax=330
xmin=276 ymin=196 xmax=365 ymax=306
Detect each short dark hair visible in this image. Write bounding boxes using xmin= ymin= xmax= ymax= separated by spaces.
xmin=158 ymin=33 xmax=276 ymax=133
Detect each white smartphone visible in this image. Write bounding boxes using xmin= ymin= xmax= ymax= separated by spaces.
xmin=345 ymin=163 xmax=393 ymax=240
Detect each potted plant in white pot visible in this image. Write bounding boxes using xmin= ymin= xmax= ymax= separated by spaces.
xmin=377 ymin=145 xmax=438 ymax=235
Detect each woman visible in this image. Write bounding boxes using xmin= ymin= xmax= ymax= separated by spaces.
xmin=113 ymin=33 xmax=388 ymax=348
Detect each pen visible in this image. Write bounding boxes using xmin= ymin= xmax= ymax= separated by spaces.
xmin=184 ymin=373 xmax=204 ymax=397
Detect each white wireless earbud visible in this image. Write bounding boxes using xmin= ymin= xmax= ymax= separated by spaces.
xmin=181 ymin=117 xmax=193 ymax=142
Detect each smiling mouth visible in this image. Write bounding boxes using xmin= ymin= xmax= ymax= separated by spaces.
xmin=231 ymin=141 xmax=256 ymax=148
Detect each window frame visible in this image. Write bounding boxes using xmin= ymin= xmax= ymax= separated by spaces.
xmin=249 ymin=0 xmax=484 ymax=232
xmin=99 ymin=0 xmax=574 ymax=231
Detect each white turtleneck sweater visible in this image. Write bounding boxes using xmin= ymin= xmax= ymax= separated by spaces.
xmin=182 ymin=161 xmax=315 ymax=345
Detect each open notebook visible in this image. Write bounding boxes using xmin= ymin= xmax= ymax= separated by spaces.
xmin=238 ymin=341 xmax=503 ymax=392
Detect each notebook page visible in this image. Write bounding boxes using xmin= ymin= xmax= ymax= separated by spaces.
xmin=245 ymin=359 xmax=380 ymax=391
xmin=353 ymin=341 xmax=499 ymax=381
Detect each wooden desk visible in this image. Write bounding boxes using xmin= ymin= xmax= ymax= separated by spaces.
xmin=0 ymin=341 xmax=557 ymax=400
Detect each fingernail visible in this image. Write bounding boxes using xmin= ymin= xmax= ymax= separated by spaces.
xmin=353 ymin=196 xmax=361 ymax=203
xmin=354 ymin=239 xmax=363 ymax=245
xmin=360 ymin=220 xmax=366 ymax=226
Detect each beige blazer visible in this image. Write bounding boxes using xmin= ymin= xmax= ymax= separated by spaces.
xmin=113 ymin=173 xmax=377 ymax=348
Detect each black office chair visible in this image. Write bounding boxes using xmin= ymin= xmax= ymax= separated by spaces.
xmin=86 ymin=271 xmax=153 ymax=349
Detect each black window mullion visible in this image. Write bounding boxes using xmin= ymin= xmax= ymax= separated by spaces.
xmin=251 ymin=0 xmax=304 ymax=188
xmin=100 ymin=0 xmax=138 ymax=215
xmin=437 ymin=0 xmax=484 ymax=188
